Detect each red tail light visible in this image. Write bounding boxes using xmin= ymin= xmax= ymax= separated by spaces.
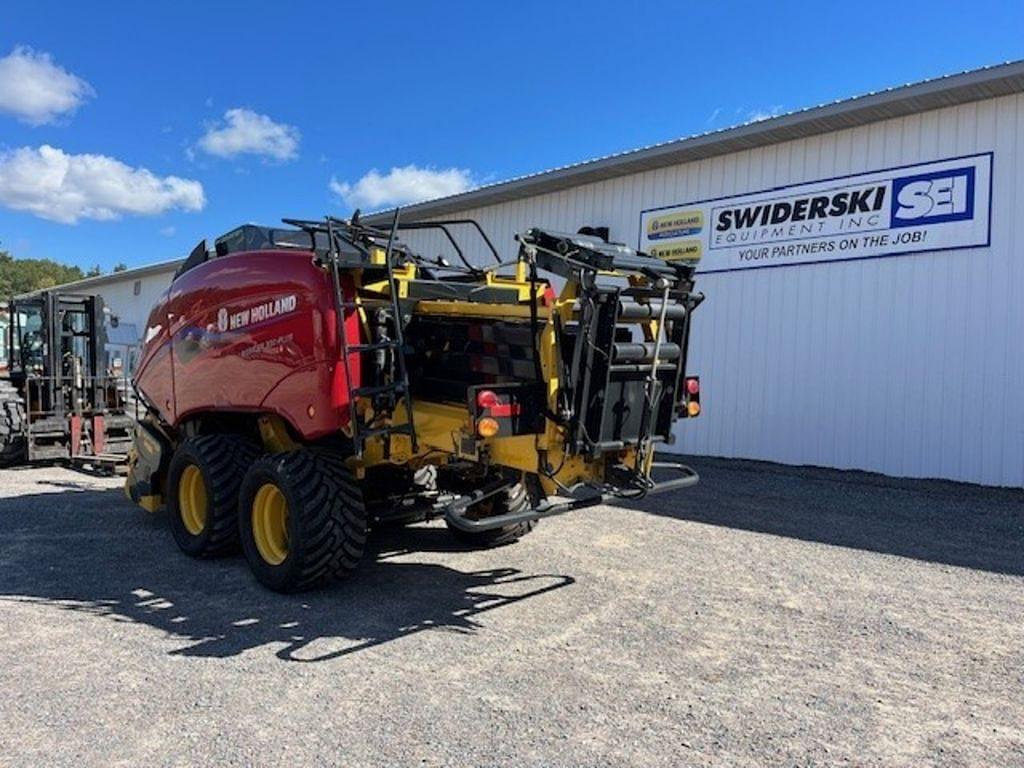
xmin=685 ymin=377 xmax=700 ymax=395
xmin=476 ymin=389 xmax=499 ymax=409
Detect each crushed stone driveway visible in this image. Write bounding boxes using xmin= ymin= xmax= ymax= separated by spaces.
xmin=0 ymin=457 xmax=1021 ymax=767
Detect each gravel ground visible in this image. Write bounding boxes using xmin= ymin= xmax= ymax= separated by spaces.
xmin=0 ymin=457 xmax=1021 ymax=767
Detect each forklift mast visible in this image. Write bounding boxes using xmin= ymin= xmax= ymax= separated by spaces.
xmin=0 ymin=301 xmax=8 ymax=376
xmin=8 ymin=292 xmax=108 ymax=417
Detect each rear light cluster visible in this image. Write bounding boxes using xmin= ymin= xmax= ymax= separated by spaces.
xmin=475 ymin=389 xmax=522 ymax=437
xmin=682 ymin=376 xmax=701 ymax=417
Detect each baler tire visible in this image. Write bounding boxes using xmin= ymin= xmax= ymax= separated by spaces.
xmin=238 ymin=449 xmax=367 ymax=592
xmin=445 ymin=481 xmax=537 ymax=548
xmin=363 ymin=464 xmax=436 ymax=529
xmin=167 ymin=434 xmax=260 ymax=558
xmin=0 ymin=382 xmax=27 ymax=467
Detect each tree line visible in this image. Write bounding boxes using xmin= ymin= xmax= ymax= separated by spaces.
xmin=0 ymin=249 xmax=128 ymax=297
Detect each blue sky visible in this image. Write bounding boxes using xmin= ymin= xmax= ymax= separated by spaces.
xmin=1 ymin=0 xmax=1022 ymax=271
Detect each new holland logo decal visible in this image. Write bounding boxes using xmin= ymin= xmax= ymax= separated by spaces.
xmin=217 ymin=294 xmax=297 ymax=332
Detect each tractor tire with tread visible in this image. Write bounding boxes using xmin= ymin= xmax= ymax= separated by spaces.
xmin=167 ymin=434 xmax=260 ymax=558
xmin=239 ymin=449 xmax=367 ymax=592
xmin=445 ymin=481 xmax=538 ymax=548
xmin=0 ymin=381 xmax=27 ymax=467
xmin=363 ymin=464 xmax=436 ymax=529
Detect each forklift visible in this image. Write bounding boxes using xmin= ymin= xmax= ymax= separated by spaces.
xmin=0 ymin=291 xmax=136 ymax=467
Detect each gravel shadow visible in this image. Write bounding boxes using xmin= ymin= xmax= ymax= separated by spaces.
xmin=0 ymin=487 xmax=573 ymax=662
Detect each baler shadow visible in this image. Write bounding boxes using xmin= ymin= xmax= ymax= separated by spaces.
xmin=0 ymin=487 xmax=573 ymax=662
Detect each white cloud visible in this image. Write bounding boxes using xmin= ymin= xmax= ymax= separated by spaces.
xmin=197 ymin=108 xmax=300 ymax=161
xmin=0 ymin=46 xmax=95 ymax=125
xmin=0 ymin=145 xmax=205 ymax=224
xmin=330 ymin=165 xmax=476 ymax=210
xmin=160 ymin=225 xmax=176 ymax=237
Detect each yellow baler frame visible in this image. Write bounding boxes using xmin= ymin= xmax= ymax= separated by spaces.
xmin=353 ymin=257 xmax=648 ymax=496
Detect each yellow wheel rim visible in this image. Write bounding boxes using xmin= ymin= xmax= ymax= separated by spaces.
xmin=178 ymin=464 xmax=208 ymax=536
xmin=252 ymin=483 xmax=289 ymax=565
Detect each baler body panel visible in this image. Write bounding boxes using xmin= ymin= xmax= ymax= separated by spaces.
xmin=135 ymin=291 xmax=176 ymax=422
xmin=135 ymin=249 xmax=360 ymax=438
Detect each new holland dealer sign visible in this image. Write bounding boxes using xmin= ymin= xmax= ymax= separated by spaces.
xmin=640 ymin=153 xmax=992 ymax=273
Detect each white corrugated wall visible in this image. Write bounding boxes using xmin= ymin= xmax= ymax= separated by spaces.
xmin=93 ymin=267 xmax=178 ymax=341
xmin=412 ymin=93 xmax=1024 ymax=486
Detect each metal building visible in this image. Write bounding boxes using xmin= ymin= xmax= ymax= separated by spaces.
xmin=78 ymin=61 xmax=1024 ymax=486
xmin=363 ymin=62 xmax=1024 ymax=487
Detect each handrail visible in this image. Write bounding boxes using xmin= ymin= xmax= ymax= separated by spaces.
xmin=396 ymin=219 xmax=502 ymax=264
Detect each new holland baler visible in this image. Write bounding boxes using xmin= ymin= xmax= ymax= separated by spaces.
xmin=126 ymin=215 xmax=704 ymax=591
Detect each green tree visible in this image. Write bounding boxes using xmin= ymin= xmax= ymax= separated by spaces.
xmin=0 ymin=250 xmax=89 ymax=297
xmin=113 ymin=262 xmax=128 ymax=272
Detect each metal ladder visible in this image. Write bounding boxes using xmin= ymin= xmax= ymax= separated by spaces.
xmin=326 ymin=212 xmax=418 ymax=459
xmin=634 ymin=278 xmax=672 ymax=476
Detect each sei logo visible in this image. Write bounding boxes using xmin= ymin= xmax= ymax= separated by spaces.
xmin=891 ymin=166 xmax=975 ymax=227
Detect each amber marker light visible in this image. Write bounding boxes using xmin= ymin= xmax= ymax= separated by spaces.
xmin=477 ymin=417 xmax=500 ymax=437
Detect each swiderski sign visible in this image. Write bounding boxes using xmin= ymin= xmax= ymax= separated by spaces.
xmin=639 ymin=153 xmax=992 ymax=273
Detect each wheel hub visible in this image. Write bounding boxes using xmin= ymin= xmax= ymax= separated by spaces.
xmin=178 ymin=464 xmax=208 ymax=536
xmin=252 ymin=483 xmax=289 ymax=565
